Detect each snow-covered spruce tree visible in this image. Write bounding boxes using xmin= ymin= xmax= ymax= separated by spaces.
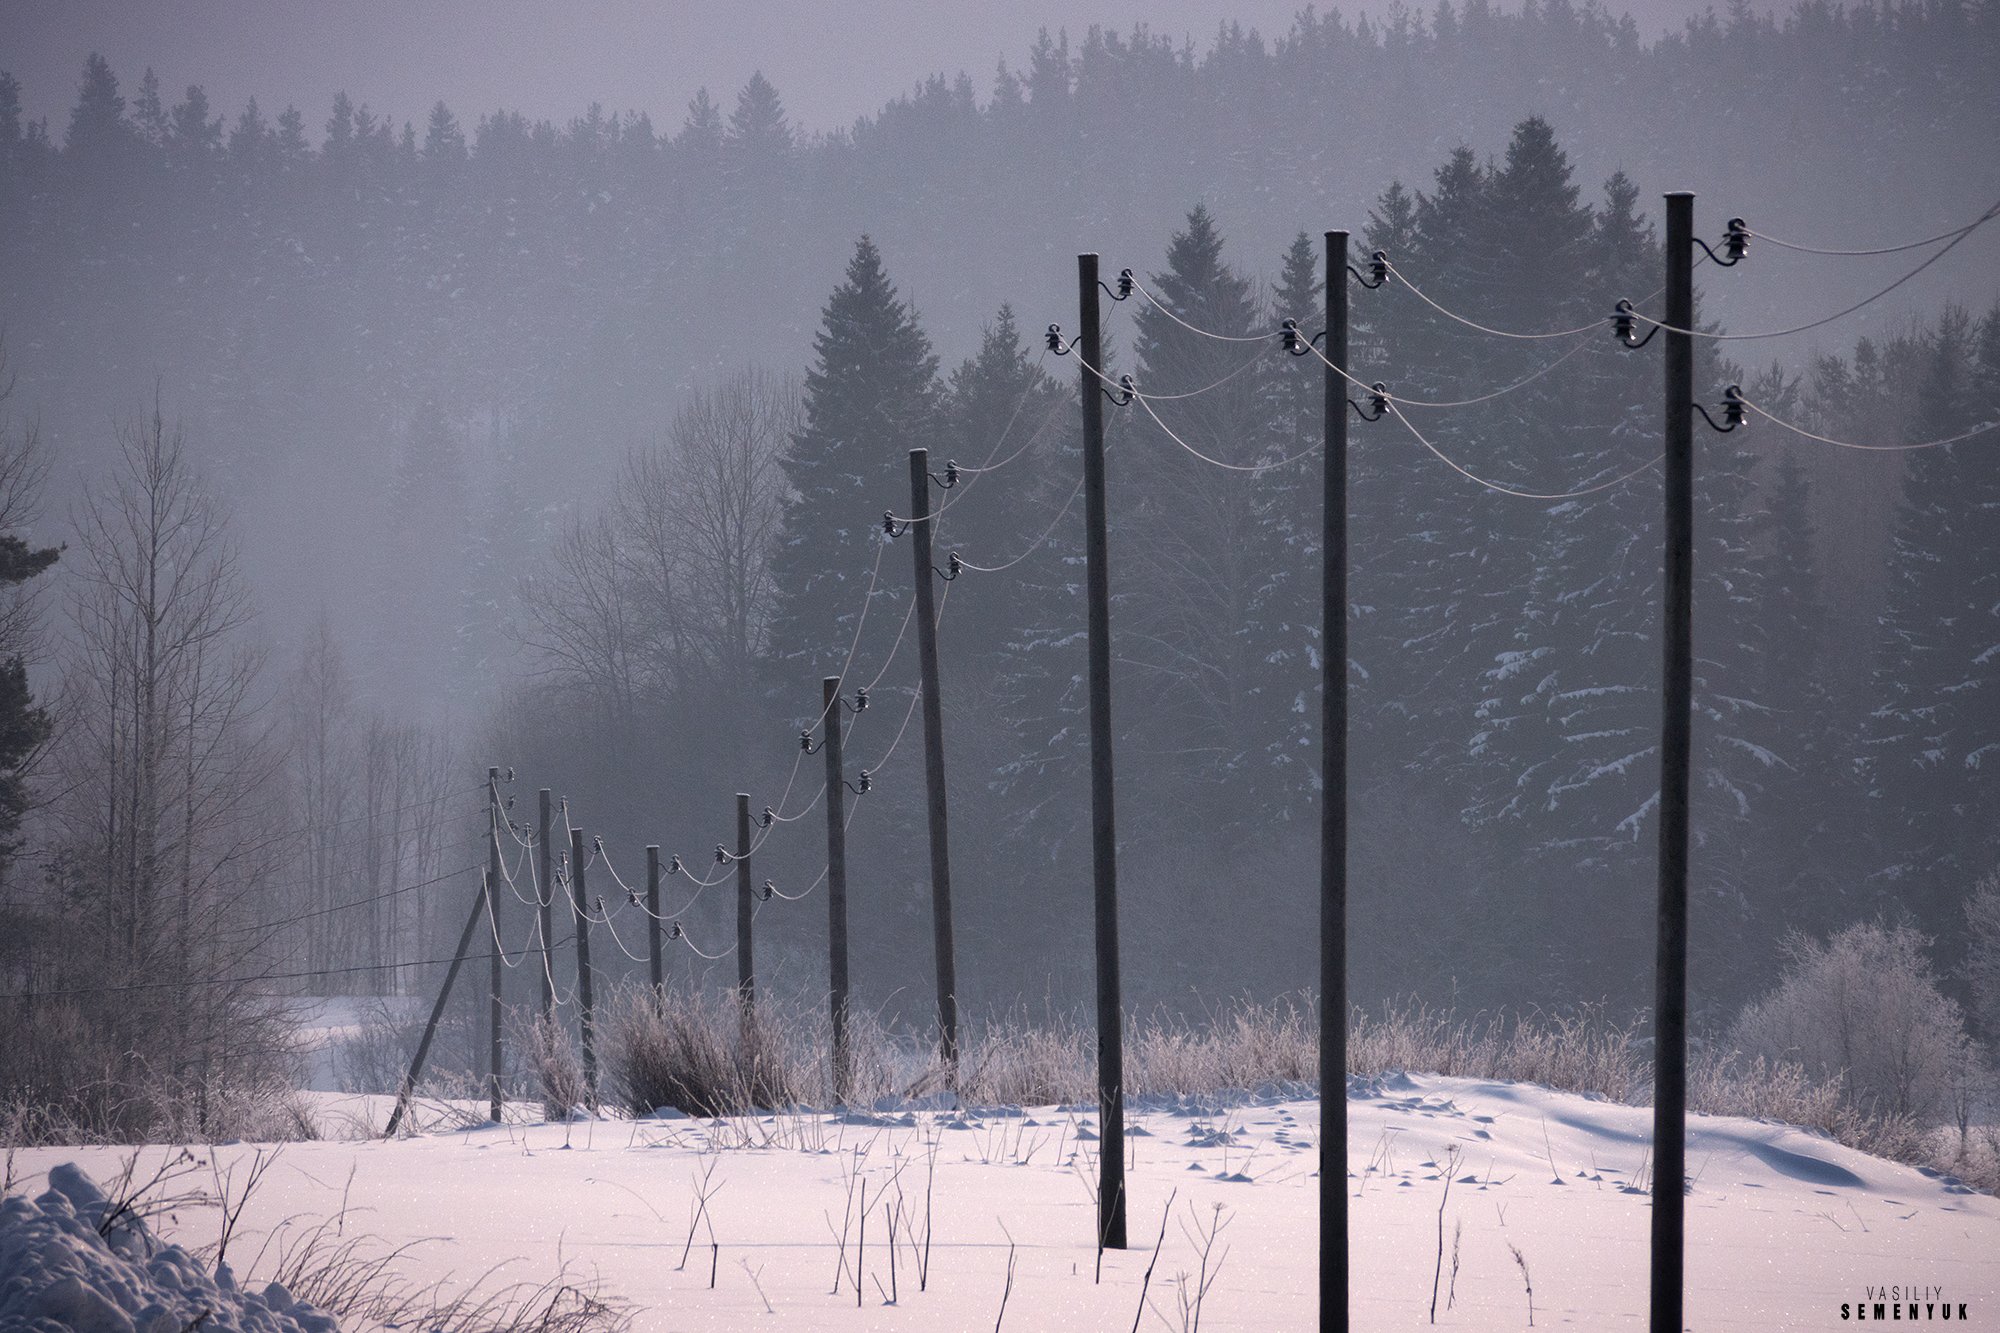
xmin=766 ymin=237 xmax=938 ymax=689
xmin=985 ymin=365 xmax=1092 ymax=854
xmin=1861 ymin=303 xmax=2000 ymax=969
xmin=1966 ymin=872 xmax=2000 ymax=1045
xmin=0 ymin=353 xmax=58 ymax=863
xmin=721 ymin=71 xmax=793 ymax=258
xmin=1120 ymin=205 xmax=1273 ymax=836
xmin=1240 ymin=232 xmax=1325 ymax=821
xmin=1738 ymin=371 xmax=1856 ymax=945
xmin=936 ymin=305 xmax=1065 ymax=681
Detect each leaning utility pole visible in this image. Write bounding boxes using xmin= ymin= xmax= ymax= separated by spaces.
xmin=820 ymin=676 xmax=853 ymax=1101
xmin=906 ymin=447 xmax=962 ymax=1068
xmin=1320 ymin=231 xmax=1351 ymax=1333
xmin=386 ymin=875 xmax=489 ymax=1137
xmin=1077 ymin=252 xmax=1127 ymax=1251
xmin=1651 ymin=189 xmax=1697 ymax=1333
xmin=485 ymin=766 xmax=503 ymax=1123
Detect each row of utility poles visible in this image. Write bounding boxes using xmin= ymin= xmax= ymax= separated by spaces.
xmin=1061 ymin=196 xmax=1708 ymax=1332
xmin=386 ymin=192 xmax=1712 ymax=1333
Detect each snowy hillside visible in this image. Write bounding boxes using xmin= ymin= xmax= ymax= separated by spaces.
xmin=10 ymin=1073 xmax=1995 ymax=1330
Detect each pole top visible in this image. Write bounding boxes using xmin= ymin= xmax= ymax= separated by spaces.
xmin=910 ymin=446 xmax=927 ymax=461
xmin=646 ymin=844 xmax=659 ymax=852
xmin=737 ymin=792 xmax=751 ymax=801
xmin=1664 ymin=189 xmax=1696 ymax=199
xmin=488 ymin=765 xmax=500 ymax=776
xmin=1325 ymin=229 xmax=1350 ymax=242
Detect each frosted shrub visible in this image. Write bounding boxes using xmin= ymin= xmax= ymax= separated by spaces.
xmin=518 ymin=1011 xmax=592 ymax=1118
xmin=949 ymin=1016 xmax=1094 ymax=1106
xmin=604 ymin=986 xmax=815 ymax=1116
xmin=1728 ymin=922 xmax=1976 ymax=1124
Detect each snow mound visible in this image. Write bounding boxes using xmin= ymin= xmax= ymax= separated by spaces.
xmin=0 ymin=1164 xmax=336 ymax=1333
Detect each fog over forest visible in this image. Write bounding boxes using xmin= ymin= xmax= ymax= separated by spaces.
xmin=0 ymin=0 xmax=1997 ymax=1114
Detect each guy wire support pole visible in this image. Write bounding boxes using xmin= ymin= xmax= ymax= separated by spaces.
xmin=537 ymin=789 xmax=555 ymax=1020
xmin=736 ymin=793 xmax=755 ymax=1021
xmin=1077 ymin=252 xmax=1128 ymax=1250
xmin=1321 ymin=231 xmax=1351 ymax=1333
xmin=486 ymin=766 xmax=504 ymax=1122
xmin=569 ymin=825 xmax=598 ymax=1098
xmin=907 ymin=447 xmax=962 ymax=1069
xmin=821 ymin=676 xmax=853 ymax=1102
xmin=646 ymin=845 xmax=664 ymax=993
xmin=386 ymin=875 xmax=490 ymax=1137
xmin=1651 ymin=189 xmax=1696 ymax=1333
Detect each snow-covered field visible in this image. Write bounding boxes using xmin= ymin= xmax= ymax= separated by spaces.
xmin=8 ymin=1073 xmax=1997 ymax=1330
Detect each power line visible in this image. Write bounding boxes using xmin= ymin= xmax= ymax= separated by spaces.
xmin=1738 ymin=398 xmax=2000 ymax=452
xmin=226 ymin=786 xmax=483 ymax=846
xmin=1746 ymin=197 xmax=2000 ymax=257
xmin=1135 ymin=392 xmax=1321 ymax=473
xmin=1386 ymin=402 xmax=1663 ymax=500
xmin=1130 ymin=277 xmax=1285 ymax=344
xmin=955 ymin=379 xmax=1074 ymax=476
xmin=1625 ymin=201 xmax=2000 ymax=341
xmin=2 ymin=938 xmax=567 ymax=1002
xmin=1383 ymin=338 xmax=1600 ymax=410
xmin=1382 ymin=259 xmax=1607 ymax=341
xmin=217 ymin=863 xmax=481 ymax=937
xmin=955 ymin=475 xmax=1086 ymax=574
xmin=670 ymin=913 xmax=744 ymax=961
xmin=1129 ymin=345 xmax=1271 ymax=401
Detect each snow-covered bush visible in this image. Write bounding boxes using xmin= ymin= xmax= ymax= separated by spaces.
xmin=1728 ymin=922 xmax=1977 ymax=1124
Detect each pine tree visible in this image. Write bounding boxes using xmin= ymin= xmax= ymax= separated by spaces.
xmin=766 ymin=237 xmax=940 ymax=684
xmin=64 ymin=54 xmax=132 ymax=163
xmin=1742 ymin=409 xmax=1850 ymax=945
xmin=937 ymin=305 xmax=1063 ymax=676
xmin=1244 ymin=232 xmax=1325 ymax=815
xmin=1863 ymin=304 xmax=2000 ymax=962
xmin=0 ymin=479 xmax=57 ymax=854
xmin=1123 ymin=205 xmax=1270 ymax=830
xmin=722 ymin=72 xmax=793 ymax=269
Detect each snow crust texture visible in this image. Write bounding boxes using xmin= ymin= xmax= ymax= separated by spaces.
xmin=0 ymin=1163 xmax=335 ymax=1333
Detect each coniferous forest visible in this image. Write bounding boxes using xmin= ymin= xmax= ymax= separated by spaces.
xmin=0 ymin=0 xmax=1997 ymax=1092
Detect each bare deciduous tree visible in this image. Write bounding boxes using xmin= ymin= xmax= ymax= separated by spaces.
xmin=513 ymin=366 xmax=796 ymax=755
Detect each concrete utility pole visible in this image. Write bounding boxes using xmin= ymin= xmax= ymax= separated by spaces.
xmin=906 ymin=447 xmax=962 ymax=1068
xmin=569 ymin=824 xmax=597 ymax=1098
xmin=486 ymin=767 xmax=503 ymax=1123
xmin=1076 ymin=251 xmax=1128 ymax=1251
xmin=1319 ymin=231 xmax=1352 ymax=1333
xmin=1650 ymin=189 xmax=1697 ymax=1333
xmin=821 ymin=676 xmax=853 ymax=1101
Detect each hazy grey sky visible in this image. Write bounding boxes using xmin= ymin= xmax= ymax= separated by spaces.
xmin=9 ymin=0 xmax=1743 ymax=136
